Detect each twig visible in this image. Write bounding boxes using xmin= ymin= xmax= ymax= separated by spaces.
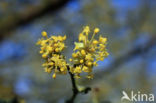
xmin=66 ymin=66 xmax=91 ymax=103
xmin=66 ymin=71 xmax=79 ymax=103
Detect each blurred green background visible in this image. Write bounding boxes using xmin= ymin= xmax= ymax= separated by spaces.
xmin=0 ymin=0 xmax=156 ymax=103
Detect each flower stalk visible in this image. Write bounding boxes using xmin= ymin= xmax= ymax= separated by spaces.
xmin=66 ymin=65 xmax=91 ymax=103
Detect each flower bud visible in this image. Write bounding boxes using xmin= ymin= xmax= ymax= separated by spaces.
xmin=42 ymin=31 xmax=47 ymax=37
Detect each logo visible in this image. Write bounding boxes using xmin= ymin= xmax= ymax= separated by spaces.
xmin=121 ymin=91 xmax=155 ymax=102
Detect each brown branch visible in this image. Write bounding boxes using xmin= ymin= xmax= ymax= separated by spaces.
xmin=66 ymin=66 xmax=91 ymax=103
xmin=66 ymin=71 xmax=79 ymax=103
xmin=0 ymin=0 xmax=70 ymax=41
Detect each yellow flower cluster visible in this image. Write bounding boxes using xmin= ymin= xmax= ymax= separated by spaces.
xmin=36 ymin=31 xmax=67 ymax=78
xmin=69 ymin=26 xmax=109 ymax=79
xmin=37 ymin=26 xmax=109 ymax=79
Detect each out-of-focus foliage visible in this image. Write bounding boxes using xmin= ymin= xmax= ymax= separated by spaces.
xmin=0 ymin=0 xmax=156 ymax=103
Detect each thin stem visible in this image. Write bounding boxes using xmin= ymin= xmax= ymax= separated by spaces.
xmin=69 ymin=71 xmax=79 ymax=93
xmin=89 ymin=32 xmax=95 ymax=44
xmin=66 ymin=66 xmax=91 ymax=103
xmin=66 ymin=71 xmax=78 ymax=103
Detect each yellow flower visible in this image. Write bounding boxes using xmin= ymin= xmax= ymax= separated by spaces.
xmin=69 ymin=58 xmax=72 ymax=62
xmin=74 ymin=66 xmax=82 ymax=74
xmin=42 ymin=31 xmax=47 ymax=37
xmin=92 ymin=40 xmax=98 ymax=45
xmin=42 ymin=53 xmax=48 ymax=58
xmin=99 ymin=36 xmax=107 ymax=44
xmin=47 ymin=46 xmax=53 ymax=52
xmin=48 ymin=62 xmax=54 ymax=66
xmin=36 ymin=39 xmax=42 ymax=45
xmin=80 ymin=59 xmax=84 ymax=63
xmin=94 ymin=28 xmax=100 ymax=33
xmin=39 ymin=50 xmax=44 ymax=54
xmin=82 ymin=66 xmax=91 ymax=72
xmin=90 ymin=48 xmax=95 ymax=52
xmin=81 ymin=49 xmax=86 ymax=56
xmin=54 ymin=43 xmax=58 ymax=47
xmin=42 ymin=63 xmax=47 ymax=67
xmin=99 ymin=44 xmax=105 ymax=51
xmin=79 ymin=33 xmax=86 ymax=42
xmin=83 ymin=26 xmax=90 ymax=35
xmin=52 ymin=73 xmax=56 ymax=79
xmin=55 ymin=48 xmax=60 ymax=52
xmin=47 ymin=68 xmax=52 ymax=73
xmin=87 ymin=62 xmax=92 ymax=67
xmin=85 ymin=54 xmax=92 ymax=60
xmin=63 ymin=35 xmax=66 ymax=40
xmin=72 ymin=53 xmax=77 ymax=58
xmin=40 ymin=40 xmax=47 ymax=46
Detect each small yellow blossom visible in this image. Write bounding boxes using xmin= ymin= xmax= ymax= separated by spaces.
xmin=39 ymin=50 xmax=44 ymax=54
xmin=42 ymin=53 xmax=48 ymax=58
xmin=99 ymin=36 xmax=107 ymax=44
xmin=69 ymin=58 xmax=72 ymax=62
xmin=52 ymin=73 xmax=56 ymax=79
xmin=81 ymin=49 xmax=86 ymax=56
xmin=47 ymin=68 xmax=52 ymax=73
xmin=63 ymin=35 xmax=67 ymax=40
xmin=55 ymin=48 xmax=59 ymax=52
xmin=83 ymin=26 xmax=90 ymax=35
xmin=93 ymin=62 xmax=98 ymax=66
xmin=74 ymin=66 xmax=82 ymax=74
xmin=79 ymin=33 xmax=86 ymax=42
xmin=42 ymin=31 xmax=47 ymax=37
xmin=82 ymin=66 xmax=89 ymax=72
xmin=93 ymin=40 xmax=98 ymax=45
xmin=80 ymin=59 xmax=84 ymax=63
xmin=85 ymin=53 xmax=92 ymax=60
xmin=94 ymin=28 xmax=100 ymax=33
xmin=90 ymin=48 xmax=95 ymax=52
xmin=72 ymin=53 xmax=77 ymax=58
xmin=48 ymin=62 xmax=54 ymax=66
xmin=87 ymin=62 xmax=92 ymax=67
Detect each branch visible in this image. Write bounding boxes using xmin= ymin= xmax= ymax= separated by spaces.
xmin=66 ymin=71 xmax=79 ymax=103
xmin=0 ymin=0 xmax=70 ymax=40
xmin=66 ymin=66 xmax=91 ymax=103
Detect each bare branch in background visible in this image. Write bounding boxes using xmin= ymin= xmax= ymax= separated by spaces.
xmin=0 ymin=0 xmax=70 ymax=41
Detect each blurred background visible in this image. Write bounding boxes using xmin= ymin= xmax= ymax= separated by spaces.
xmin=0 ymin=0 xmax=156 ymax=103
